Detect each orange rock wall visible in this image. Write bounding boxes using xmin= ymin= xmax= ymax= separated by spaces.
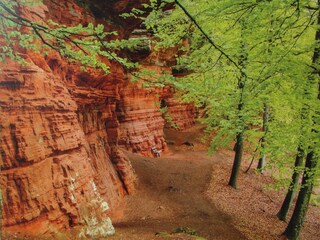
xmin=0 ymin=62 xmax=124 ymax=238
xmin=0 ymin=0 xmax=134 ymax=238
xmin=163 ymin=98 xmax=195 ymax=130
xmin=118 ymin=81 xmax=167 ymax=156
xmin=0 ymin=0 xmax=195 ymax=238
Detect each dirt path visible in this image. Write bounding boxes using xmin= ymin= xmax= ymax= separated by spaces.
xmin=109 ymin=126 xmax=246 ymax=240
xmin=108 ymin=125 xmax=319 ymax=240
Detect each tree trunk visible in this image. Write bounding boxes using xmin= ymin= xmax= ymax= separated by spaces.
xmin=228 ymin=129 xmax=244 ymax=189
xmin=257 ymin=103 xmax=269 ymax=173
xmin=228 ymin=18 xmax=247 ymax=189
xmin=277 ymin=146 xmax=304 ymax=221
xmin=283 ymin=152 xmax=317 ymax=239
xmin=257 ymin=154 xmax=266 ymax=173
xmin=283 ymin=1 xmax=320 ymax=238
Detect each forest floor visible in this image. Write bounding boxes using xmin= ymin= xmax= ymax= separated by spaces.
xmin=109 ymin=124 xmax=320 ymax=240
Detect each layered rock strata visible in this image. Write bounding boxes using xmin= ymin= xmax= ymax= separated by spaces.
xmin=0 ymin=61 xmax=123 ymax=238
xmin=0 ymin=0 xmax=195 ymax=238
xmin=0 ymin=0 xmax=134 ymax=238
xmin=161 ymin=98 xmax=195 ymax=130
xmin=117 ymin=80 xmax=167 ymax=156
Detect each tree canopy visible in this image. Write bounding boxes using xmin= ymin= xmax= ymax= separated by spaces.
xmin=138 ymin=1 xmax=320 ymax=238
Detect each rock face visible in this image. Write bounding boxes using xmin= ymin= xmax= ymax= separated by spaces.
xmin=117 ymin=81 xmax=167 ymax=156
xmin=0 ymin=61 xmax=122 ymax=238
xmin=0 ymin=0 xmax=195 ymax=238
xmin=162 ymin=98 xmax=195 ymax=130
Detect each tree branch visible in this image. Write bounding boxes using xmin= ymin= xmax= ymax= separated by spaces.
xmin=31 ymin=25 xmax=59 ymax=51
xmin=174 ymin=0 xmax=242 ymax=74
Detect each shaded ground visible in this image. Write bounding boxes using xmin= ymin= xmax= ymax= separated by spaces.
xmin=109 ymin=125 xmax=245 ymax=240
xmin=207 ymin=150 xmax=320 ymax=240
xmin=110 ymin=124 xmax=319 ymax=240
xmin=110 ymin=152 xmax=245 ymax=240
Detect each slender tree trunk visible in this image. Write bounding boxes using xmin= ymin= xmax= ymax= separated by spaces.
xmin=228 ymin=78 xmax=245 ymax=189
xmin=257 ymin=151 xmax=266 ymax=173
xmin=283 ymin=1 xmax=320 ymax=238
xmin=228 ymin=18 xmax=247 ymax=189
xmin=228 ymin=129 xmax=244 ymax=189
xmin=277 ymin=146 xmax=304 ymax=221
xmin=283 ymin=152 xmax=317 ymax=239
xmin=228 ymin=72 xmax=245 ymax=189
xmin=257 ymin=103 xmax=269 ymax=173
xmin=175 ymin=0 xmax=250 ymax=189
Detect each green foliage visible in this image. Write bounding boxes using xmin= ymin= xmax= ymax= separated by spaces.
xmin=0 ymin=0 xmax=140 ymax=73
xmin=155 ymin=226 xmax=207 ymax=240
xmin=160 ymin=106 xmax=179 ymax=129
xmin=130 ymin=68 xmax=175 ymax=89
xmin=141 ymin=0 xmax=320 ymax=193
xmin=172 ymin=226 xmax=199 ymax=236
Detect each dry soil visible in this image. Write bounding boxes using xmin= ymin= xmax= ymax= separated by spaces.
xmin=109 ymin=125 xmax=320 ymax=240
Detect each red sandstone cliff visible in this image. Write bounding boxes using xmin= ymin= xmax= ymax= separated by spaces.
xmin=0 ymin=0 xmax=194 ymax=238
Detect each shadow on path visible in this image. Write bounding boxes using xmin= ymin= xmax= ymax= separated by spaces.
xmin=110 ymin=149 xmax=247 ymax=240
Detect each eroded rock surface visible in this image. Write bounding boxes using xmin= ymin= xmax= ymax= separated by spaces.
xmin=0 ymin=61 xmax=121 ymax=238
xmin=0 ymin=0 xmax=195 ymax=238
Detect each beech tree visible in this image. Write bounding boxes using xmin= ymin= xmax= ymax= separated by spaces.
xmin=142 ymin=0 xmax=314 ymax=185
xmin=283 ymin=1 xmax=320 ymax=238
xmin=277 ymin=146 xmax=305 ymax=221
xmin=257 ymin=103 xmax=269 ymax=173
xmin=139 ymin=0 xmax=320 ymax=237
